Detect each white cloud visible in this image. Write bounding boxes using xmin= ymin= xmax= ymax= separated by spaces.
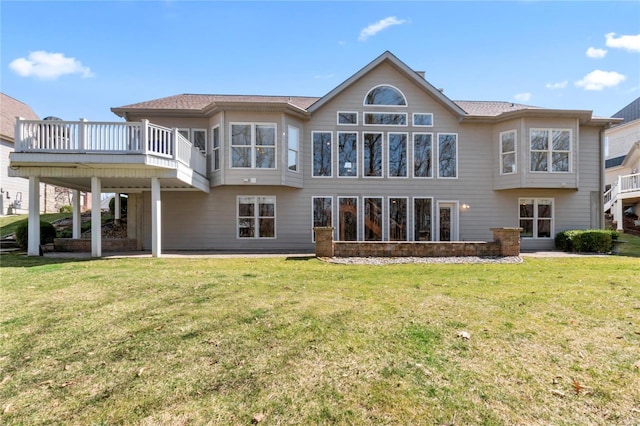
xmin=358 ymin=16 xmax=407 ymax=41
xmin=514 ymin=92 xmax=532 ymax=102
xmin=545 ymin=81 xmax=568 ymax=90
xmin=605 ymin=32 xmax=640 ymax=52
xmin=575 ymin=70 xmax=626 ymax=91
xmin=586 ymin=47 xmax=607 ymax=58
xmin=9 ymin=51 xmax=94 ymax=80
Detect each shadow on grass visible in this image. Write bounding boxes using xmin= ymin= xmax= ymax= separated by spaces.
xmin=0 ymin=252 xmax=95 ymax=268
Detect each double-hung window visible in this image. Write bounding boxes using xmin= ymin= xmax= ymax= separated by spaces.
xmin=231 ymin=123 xmax=276 ymax=169
xmin=530 ymin=129 xmax=571 ymax=172
xmin=500 ymin=130 xmax=517 ymax=174
xmin=238 ymin=196 xmax=275 ymax=238
xmin=519 ymin=198 xmax=553 ymax=238
xmin=287 ymin=126 xmax=299 ymax=172
xmin=212 ymin=126 xmax=220 ymax=171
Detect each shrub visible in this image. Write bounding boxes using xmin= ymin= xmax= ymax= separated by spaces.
xmin=59 ymin=205 xmax=72 ymax=213
xmin=109 ymin=195 xmax=127 ymax=216
xmin=555 ymin=229 xmax=618 ymax=253
xmin=15 ymin=221 xmax=57 ymax=249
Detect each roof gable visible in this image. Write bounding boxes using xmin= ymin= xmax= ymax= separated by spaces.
xmin=1 ymin=93 xmax=40 ymax=141
xmin=307 ymin=51 xmax=466 ymax=117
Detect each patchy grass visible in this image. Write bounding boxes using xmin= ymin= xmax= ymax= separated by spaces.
xmin=0 ymin=214 xmax=72 ymax=238
xmin=1 ymin=255 xmax=639 ymax=425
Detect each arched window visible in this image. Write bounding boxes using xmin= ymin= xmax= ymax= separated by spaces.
xmin=364 ymin=85 xmax=407 ymax=106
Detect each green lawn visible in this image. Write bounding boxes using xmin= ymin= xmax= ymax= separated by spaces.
xmin=1 ymin=254 xmax=638 ymax=425
xmin=0 ymin=214 xmax=72 ymax=238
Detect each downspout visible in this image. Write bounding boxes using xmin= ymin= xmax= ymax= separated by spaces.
xmin=599 ymin=125 xmax=609 ymax=230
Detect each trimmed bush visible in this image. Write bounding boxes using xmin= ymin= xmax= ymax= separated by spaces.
xmin=555 ymin=229 xmax=618 ymax=253
xmin=15 ymin=221 xmax=57 ymax=249
xmin=59 ymin=205 xmax=72 ymax=213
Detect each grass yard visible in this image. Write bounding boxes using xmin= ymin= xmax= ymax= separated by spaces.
xmin=1 ymin=254 xmax=639 ymax=425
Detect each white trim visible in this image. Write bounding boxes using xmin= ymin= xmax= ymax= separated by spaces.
xmin=337 ymin=131 xmax=358 ymax=178
xmin=412 ymin=113 xmax=434 ymax=127
xmin=362 ymin=131 xmax=384 ymax=178
xmin=229 ymin=122 xmax=277 ymax=170
xmin=311 ymin=196 xmax=333 ymax=242
xmin=436 ymin=200 xmax=459 ymax=241
xmin=337 ymin=196 xmax=359 ymax=241
xmin=192 ymin=128 xmax=207 ymax=154
xmin=91 ymin=177 xmax=102 ymax=257
xmin=151 ymin=177 xmax=162 ymax=257
xmin=236 ymin=195 xmax=276 ymax=239
xmin=363 ymin=84 xmax=408 ymax=107
xmin=529 ymin=128 xmax=572 ymax=173
xmin=337 ymin=111 xmax=358 ymax=125
xmin=437 ymin=133 xmax=458 ymax=179
xmin=211 ymin=125 xmax=221 ymax=171
xmin=287 ymin=125 xmax=300 ymax=173
xmin=311 ymin=131 xmax=333 ymax=178
xmin=518 ymin=197 xmax=554 ymax=239
xmin=412 ymin=196 xmax=434 ymax=242
xmin=412 ymin=132 xmax=434 ymax=179
xmin=387 ymin=132 xmax=409 ymax=178
xmin=363 ymin=112 xmax=408 ymax=126
xmin=500 ymin=129 xmax=517 ymax=175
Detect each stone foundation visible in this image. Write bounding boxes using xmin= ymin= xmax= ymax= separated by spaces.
xmin=54 ymin=238 xmax=138 ymax=252
xmin=314 ymin=227 xmax=522 ymax=258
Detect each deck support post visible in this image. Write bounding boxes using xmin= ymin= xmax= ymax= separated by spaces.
xmin=151 ymin=177 xmax=162 ymax=257
xmin=114 ymin=192 xmax=121 ymax=225
xmin=27 ymin=176 xmax=41 ymax=256
xmin=72 ymin=190 xmax=81 ymax=239
xmin=91 ymin=177 xmax=102 ymax=257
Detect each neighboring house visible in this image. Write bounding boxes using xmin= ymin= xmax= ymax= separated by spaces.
xmin=10 ymin=52 xmax=614 ymax=256
xmin=604 ymin=97 xmax=640 ymax=228
xmin=1 ymin=93 xmax=91 ymax=216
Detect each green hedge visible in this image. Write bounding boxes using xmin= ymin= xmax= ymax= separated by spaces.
xmin=555 ymin=229 xmax=618 ymax=253
xmin=15 ymin=221 xmax=57 ymax=249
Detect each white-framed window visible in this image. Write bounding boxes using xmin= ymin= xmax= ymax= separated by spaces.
xmin=287 ymin=125 xmax=299 ymax=172
xmin=363 ymin=132 xmax=383 ymax=177
xmin=364 ymin=84 xmax=407 ymax=106
xmin=389 ymin=197 xmax=408 ymax=241
xmin=212 ymin=125 xmax=220 ymax=171
xmin=500 ymin=130 xmax=517 ymax=175
xmin=530 ymin=129 xmax=571 ymax=173
xmin=337 ymin=112 xmax=358 ymax=125
xmin=413 ymin=133 xmax=433 ymax=178
xmin=363 ymin=197 xmax=383 ymax=241
xmin=312 ymin=196 xmax=333 ymax=242
xmin=312 ymin=131 xmax=332 ymax=177
xmin=230 ymin=123 xmax=276 ymax=169
xmin=413 ymin=197 xmax=433 ymax=241
xmin=437 ymin=133 xmax=458 ymax=178
xmin=192 ymin=129 xmax=206 ymax=153
xmin=413 ymin=113 xmax=433 ymax=127
xmin=363 ymin=112 xmax=407 ymax=126
xmin=338 ymin=132 xmax=358 ymax=177
xmin=519 ymin=198 xmax=553 ymax=238
xmin=388 ymin=133 xmax=408 ymax=177
xmin=338 ymin=197 xmax=358 ymax=241
xmin=178 ymin=128 xmax=190 ymax=140
xmin=237 ymin=196 xmax=276 ymax=239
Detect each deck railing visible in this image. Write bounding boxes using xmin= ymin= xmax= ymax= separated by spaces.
xmin=604 ymin=172 xmax=640 ymax=211
xmin=15 ymin=118 xmax=206 ymax=175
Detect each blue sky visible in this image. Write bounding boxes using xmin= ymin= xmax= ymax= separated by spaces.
xmin=2 ymin=1 xmax=639 ymax=122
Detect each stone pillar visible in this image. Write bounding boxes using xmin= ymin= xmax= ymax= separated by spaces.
xmin=491 ymin=227 xmax=522 ymax=256
xmin=314 ymin=227 xmax=334 ymax=258
xmin=27 ymin=176 xmax=41 ymax=256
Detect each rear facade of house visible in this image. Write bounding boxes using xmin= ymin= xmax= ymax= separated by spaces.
xmin=12 ymin=52 xmax=611 ymax=253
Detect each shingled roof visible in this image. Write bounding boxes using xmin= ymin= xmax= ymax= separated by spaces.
xmin=454 ymin=101 xmax=541 ymax=116
xmin=612 ymin=97 xmax=640 ymax=124
xmin=1 ymin=93 xmax=40 ymax=141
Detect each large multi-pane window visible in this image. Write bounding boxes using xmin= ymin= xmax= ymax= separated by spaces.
xmin=287 ymin=126 xmax=299 ymax=172
xmin=338 ymin=197 xmax=358 ymax=241
xmin=231 ymin=123 xmax=276 ymax=169
xmin=363 ymin=133 xmax=383 ymax=177
xmin=500 ymin=130 xmax=517 ymax=174
xmin=312 ymin=132 xmax=332 ymax=177
xmin=338 ymin=132 xmax=358 ymax=177
xmin=312 ymin=197 xmax=332 ymax=241
xmin=388 ymin=133 xmax=407 ymax=177
xmin=414 ymin=133 xmax=433 ymax=178
xmin=212 ymin=126 xmax=220 ymax=171
xmin=364 ymin=85 xmax=407 ymax=106
xmin=530 ymin=129 xmax=571 ymax=172
xmin=389 ymin=197 xmax=407 ymax=241
xmin=519 ymin=198 xmax=553 ymax=238
xmin=237 ymin=196 xmax=275 ymax=238
xmin=414 ymin=198 xmax=432 ymax=241
xmin=363 ymin=197 xmax=383 ymax=241
xmin=438 ymin=133 xmax=457 ymax=178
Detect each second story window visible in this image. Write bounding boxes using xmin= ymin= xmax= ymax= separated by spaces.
xmin=212 ymin=126 xmax=220 ymax=171
xmin=500 ymin=130 xmax=517 ymax=175
xmin=231 ymin=123 xmax=276 ymax=169
xmin=437 ymin=133 xmax=458 ymax=178
xmin=530 ymin=129 xmax=571 ymax=173
xmin=287 ymin=126 xmax=299 ymax=172
xmin=364 ymin=85 xmax=407 ymax=106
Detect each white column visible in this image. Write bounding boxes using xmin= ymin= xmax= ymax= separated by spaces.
xmin=72 ymin=190 xmax=81 ymax=239
xmin=614 ymin=200 xmax=624 ymax=231
xmin=27 ymin=176 xmax=41 ymax=256
xmin=114 ymin=192 xmax=121 ymax=224
xmin=151 ymin=178 xmax=162 ymax=257
xmin=91 ymin=177 xmax=102 ymax=257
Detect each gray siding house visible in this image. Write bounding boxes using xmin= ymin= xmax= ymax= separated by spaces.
xmin=10 ymin=52 xmax=613 ymax=256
